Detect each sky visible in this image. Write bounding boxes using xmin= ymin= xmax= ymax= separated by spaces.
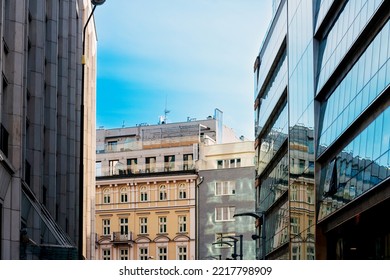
xmin=94 ymin=0 xmax=273 ymax=139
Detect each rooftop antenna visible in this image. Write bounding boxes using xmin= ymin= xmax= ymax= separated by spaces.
xmin=163 ymin=95 xmax=170 ymax=124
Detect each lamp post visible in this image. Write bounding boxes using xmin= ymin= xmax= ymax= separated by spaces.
xmin=212 ymin=235 xmax=243 ymax=260
xmin=234 ymin=212 xmax=265 ymax=260
xmin=79 ymin=0 xmax=105 ymax=260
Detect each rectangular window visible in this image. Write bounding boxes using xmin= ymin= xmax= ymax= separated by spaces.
xmin=145 ymin=157 xmax=156 ymax=173
xmin=178 ymin=246 xmax=187 ymax=260
xmin=140 ymin=217 xmax=148 ymax=234
xmin=120 ymin=249 xmax=128 ymax=260
xmin=290 ymin=217 xmax=300 ymax=235
xmin=178 ymin=216 xmax=187 ymax=233
xmin=158 ymin=247 xmax=167 ymax=260
xmin=96 ymin=161 xmax=102 ymax=177
xmin=217 ymin=158 xmax=241 ymax=168
xmin=103 ymin=219 xmax=110 ymax=235
xmin=292 ymin=245 xmax=301 ymax=260
xmin=183 ymin=154 xmax=193 ymax=170
xmin=164 ymin=155 xmax=175 ymax=171
xmin=102 ymin=249 xmax=110 ymax=260
xmin=215 ymin=181 xmax=236 ymax=195
xmin=159 ymin=217 xmax=167 ymax=234
xmin=139 ymin=248 xmax=148 ymax=260
xmin=109 ymin=159 xmax=119 ymax=175
xmin=107 ymin=141 xmax=117 ymax=152
xmin=127 ymin=158 xmax=137 ymax=174
xmin=230 ymin=158 xmax=241 ymax=168
xmin=215 ymin=207 xmax=235 ymax=221
xmin=120 ymin=218 xmax=128 ymax=235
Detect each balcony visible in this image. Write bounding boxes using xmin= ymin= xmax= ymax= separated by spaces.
xmin=96 ymin=161 xmax=196 ymax=178
xmin=111 ymin=232 xmax=133 ymax=244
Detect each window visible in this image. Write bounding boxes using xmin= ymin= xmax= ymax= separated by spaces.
xmin=158 ymin=247 xmax=167 ymax=260
xmin=140 ymin=217 xmax=148 ymax=234
xmin=291 ymin=185 xmax=297 ymax=201
xmin=230 ymin=158 xmax=241 ymax=168
xmin=140 ymin=186 xmax=148 ymax=202
xmin=159 ymin=217 xmax=167 ymax=234
xmin=145 ymin=157 xmax=156 ymax=173
xmin=102 ymin=219 xmax=110 ymax=235
xmin=102 ymin=249 xmax=110 ymax=260
xmin=120 ymin=248 xmax=128 ymax=260
xmin=183 ymin=154 xmax=193 ymax=170
xmin=109 ymin=159 xmax=119 ymax=175
xmin=217 ymin=158 xmax=241 ymax=169
xmin=307 ymin=245 xmax=315 ymax=260
xmin=178 ymin=216 xmax=187 ymax=233
xmin=103 ymin=189 xmax=110 ymax=204
xmin=107 ymin=141 xmax=117 ymax=152
xmin=120 ymin=188 xmax=128 ymax=203
xmin=290 ymin=217 xmax=300 ymax=235
xmin=139 ymin=248 xmax=148 ymax=260
xmin=120 ymin=218 xmax=128 ymax=235
xmin=164 ymin=155 xmax=175 ymax=171
xmin=96 ymin=161 xmax=102 ymax=176
xmin=178 ymin=246 xmax=187 ymax=260
xmin=292 ymin=245 xmax=301 ymax=260
xmin=127 ymin=158 xmax=137 ymax=174
xmin=215 ymin=207 xmax=235 ymax=221
xmin=178 ymin=184 xmax=187 ymax=199
xmin=215 ymin=181 xmax=235 ymax=195
xmin=159 ymin=185 xmax=167 ymax=201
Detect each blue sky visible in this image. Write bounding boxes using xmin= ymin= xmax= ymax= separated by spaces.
xmin=94 ymin=1 xmax=272 ymax=139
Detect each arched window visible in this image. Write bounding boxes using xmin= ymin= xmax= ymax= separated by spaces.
xmin=178 ymin=184 xmax=187 ymax=199
xmin=103 ymin=188 xmax=111 ymax=204
xmin=159 ymin=185 xmax=167 ymax=201
xmin=120 ymin=187 xmax=128 ymax=203
xmin=140 ymin=186 xmax=148 ymax=202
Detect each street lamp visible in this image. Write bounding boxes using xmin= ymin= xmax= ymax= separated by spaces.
xmin=79 ymin=0 xmax=105 ymax=260
xmin=212 ymin=235 xmax=243 ymax=260
xmin=233 ymin=212 xmax=266 ymax=260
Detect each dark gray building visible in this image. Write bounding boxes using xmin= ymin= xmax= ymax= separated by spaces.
xmin=197 ymin=141 xmax=256 ymax=260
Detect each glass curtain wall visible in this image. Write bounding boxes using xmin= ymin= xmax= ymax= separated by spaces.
xmin=287 ymin=0 xmax=316 ymax=260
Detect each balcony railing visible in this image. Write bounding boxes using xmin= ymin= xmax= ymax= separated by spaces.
xmin=111 ymin=232 xmax=133 ymax=243
xmin=96 ymin=161 xmax=196 ymax=177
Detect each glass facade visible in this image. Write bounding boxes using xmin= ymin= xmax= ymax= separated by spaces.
xmin=316 ymin=0 xmax=384 ymax=92
xmin=318 ymin=107 xmax=390 ymax=220
xmin=254 ymin=0 xmax=389 ymax=260
xmin=318 ymin=20 xmax=390 ymax=151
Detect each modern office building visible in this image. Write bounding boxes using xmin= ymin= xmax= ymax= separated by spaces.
xmin=254 ymin=0 xmax=389 ymax=259
xmin=196 ymin=141 xmax=255 ymax=260
xmin=0 ymin=0 xmax=98 ymax=259
xmin=94 ymin=109 xmax=242 ymax=260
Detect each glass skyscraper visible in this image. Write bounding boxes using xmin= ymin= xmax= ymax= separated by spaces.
xmin=254 ymin=0 xmax=389 ymax=259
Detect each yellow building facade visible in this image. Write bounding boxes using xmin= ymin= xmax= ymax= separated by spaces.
xmin=95 ymin=174 xmax=196 ymax=260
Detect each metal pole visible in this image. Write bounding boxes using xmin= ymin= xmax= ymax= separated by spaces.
xmin=239 ymin=234 xmax=243 ymax=260
xmin=79 ymin=4 xmax=97 ymax=260
xmin=261 ymin=213 xmax=266 ymax=260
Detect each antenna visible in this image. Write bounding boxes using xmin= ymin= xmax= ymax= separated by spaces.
xmin=163 ymin=95 xmax=170 ymax=124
